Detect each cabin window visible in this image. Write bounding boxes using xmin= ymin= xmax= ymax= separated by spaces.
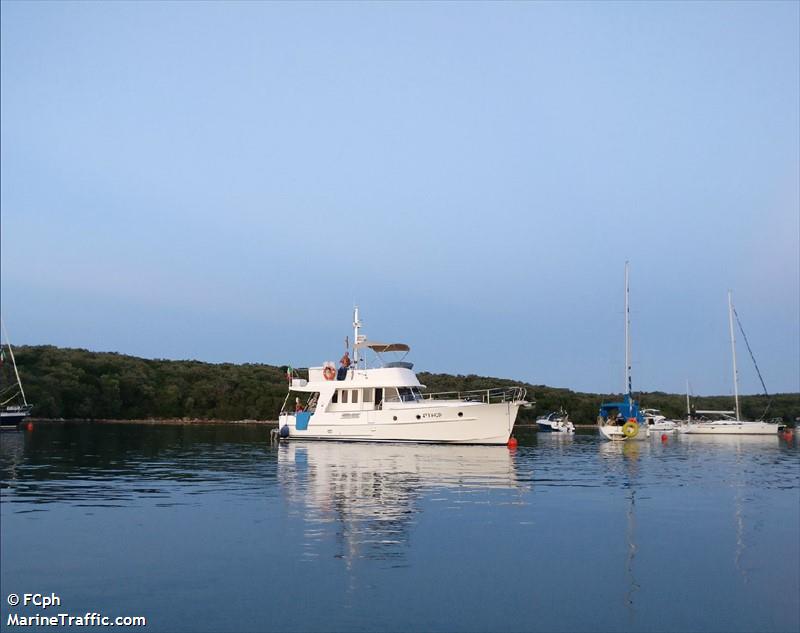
xmin=398 ymin=387 xmax=414 ymax=402
xmin=411 ymin=387 xmax=424 ymax=401
xmin=363 ymin=388 xmax=374 ymax=403
xmin=331 ymin=391 xmax=338 ymax=403
xmin=384 ymin=387 xmax=398 ymax=402
xmin=374 ymin=388 xmax=383 ymax=406
xmin=351 ymin=390 xmax=359 ymax=404
xmin=341 ymin=390 xmax=349 ymax=404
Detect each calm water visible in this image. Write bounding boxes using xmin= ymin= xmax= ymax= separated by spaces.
xmin=1 ymin=423 xmax=798 ymax=633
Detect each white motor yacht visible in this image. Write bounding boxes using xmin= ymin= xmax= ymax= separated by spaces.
xmin=276 ymin=308 xmax=527 ymax=444
xmin=641 ymin=409 xmax=678 ymax=434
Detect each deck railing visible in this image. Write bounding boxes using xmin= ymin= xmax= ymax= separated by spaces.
xmin=385 ymin=386 xmax=527 ymax=405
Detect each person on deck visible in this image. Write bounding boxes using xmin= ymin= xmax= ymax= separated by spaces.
xmin=337 ymin=351 xmax=351 ymax=380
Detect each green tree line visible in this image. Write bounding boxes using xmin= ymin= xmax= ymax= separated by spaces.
xmin=3 ymin=345 xmax=798 ymax=424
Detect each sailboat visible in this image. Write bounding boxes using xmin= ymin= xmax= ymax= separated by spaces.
xmin=1 ymin=318 xmax=33 ymax=428
xmin=680 ymin=292 xmax=785 ymax=436
xmin=598 ymin=262 xmax=645 ymax=441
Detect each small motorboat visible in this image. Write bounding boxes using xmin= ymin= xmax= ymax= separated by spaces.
xmin=535 ymin=409 xmax=575 ymax=433
xmin=641 ymin=409 xmax=678 ymax=433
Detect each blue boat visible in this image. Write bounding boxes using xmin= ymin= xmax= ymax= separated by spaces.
xmin=597 ymin=262 xmax=644 ymax=441
xmin=598 ymin=393 xmax=643 ymax=441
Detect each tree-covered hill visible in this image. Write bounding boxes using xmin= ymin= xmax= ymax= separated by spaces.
xmin=4 ymin=345 xmax=798 ymax=424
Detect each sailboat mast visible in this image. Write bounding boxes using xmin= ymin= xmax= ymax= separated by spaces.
xmin=1 ymin=318 xmax=28 ymax=407
xmin=728 ymin=291 xmax=741 ymax=420
xmin=624 ymin=261 xmax=632 ymax=397
xmin=686 ymin=380 xmax=692 ymax=421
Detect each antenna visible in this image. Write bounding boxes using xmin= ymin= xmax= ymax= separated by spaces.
xmin=353 ymin=306 xmax=362 ymax=367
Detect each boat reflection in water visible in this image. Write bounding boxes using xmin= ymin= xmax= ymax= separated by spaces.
xmin=0 ymin=428 xmax=24 ymax=482
xmin=598 ymin=440 xmax=643 ymax=615
xmin=277 ymin=441 xmax=525 ymax=563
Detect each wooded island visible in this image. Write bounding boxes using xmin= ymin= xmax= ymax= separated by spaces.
xmin=5 ymin=345 xmax=798 ymax=424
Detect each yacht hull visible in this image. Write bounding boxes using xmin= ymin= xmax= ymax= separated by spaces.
xmin=536 ymin=420 xmax=575 ymax=434
xmin=679 ymin=421 xmax=784 ymax=435
xmin=0 ymin=408 xmax=31 ymax=428
xmin=598 ymin=424 xmax=647 ymax=441
xmin=278 ymin=401 xmax=521 ymax=444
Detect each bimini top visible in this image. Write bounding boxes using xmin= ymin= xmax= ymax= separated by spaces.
xmin=598 ymin=393 xmax=641 ymax=421
xmin=354 ymin=340 xmax=410 ymax=353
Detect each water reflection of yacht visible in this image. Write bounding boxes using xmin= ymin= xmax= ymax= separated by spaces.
xmin=277 ymin=441 xmax=523 ymax=561
xmin=0 ymin=428 xmax=24 ymax=482
xmin=597 ymin=440 xmax=642 ymax=612
xmin=679 ymin=433 xmax=781 ymax=583
xmin=677 ymin=433 xmax=779 ymax=449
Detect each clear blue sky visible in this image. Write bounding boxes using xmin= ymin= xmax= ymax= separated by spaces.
xmin=2 ymin=1 xmax=798 ymax=396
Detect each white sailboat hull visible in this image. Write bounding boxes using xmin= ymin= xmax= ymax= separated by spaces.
xmin=598 ymin=424 xmax=648 ymax=441
xmin=678 ymin=421 xmax=784 ymax=435
xmin=278 ymin=401 xmax=521 ymax=444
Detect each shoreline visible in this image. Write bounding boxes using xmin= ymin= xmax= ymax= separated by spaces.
xmin=29 ymin=418 xmax=278 ymax=426
xmin=27 ymin=418 xmax=599 ymax=429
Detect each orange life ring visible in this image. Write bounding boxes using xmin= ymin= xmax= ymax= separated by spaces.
xmin=323 ymin=366 xmax=335 ymax=381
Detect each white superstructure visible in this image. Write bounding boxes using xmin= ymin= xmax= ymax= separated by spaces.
xmin=277 ymin=308 xmax=526 ymax=444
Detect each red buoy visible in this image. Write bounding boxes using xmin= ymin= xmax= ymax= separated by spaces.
xmin=661 ymin=434 xmax=668 ymax=442
xmin=26 ymin=422 xmax=34 ymax=432
xmin=507 ymin=437 xmax=518 ymax=449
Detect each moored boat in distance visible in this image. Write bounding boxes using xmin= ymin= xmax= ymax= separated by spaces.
xmin=536 ymin=409 xmax=575 ymax=433
xmin=598 ymin=262 xmax=645 ymax=441
xmin=679 ymin=292 xmax=785 ymax=436
xmin=679 ymin=410 xmax=785 ymax=435
xmin=598 ymin=394 xmax=645 ymax=441
xmin=276 ymin=308 xmax=527 ymax=444
xmin=641 ymin=408 xmax=678 ymax=433
xmin=1 ymin=318 xmax=33 ymax=429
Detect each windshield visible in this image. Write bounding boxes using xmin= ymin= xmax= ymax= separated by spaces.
xmin=397 ymin=387 xmax=425 ymax=402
